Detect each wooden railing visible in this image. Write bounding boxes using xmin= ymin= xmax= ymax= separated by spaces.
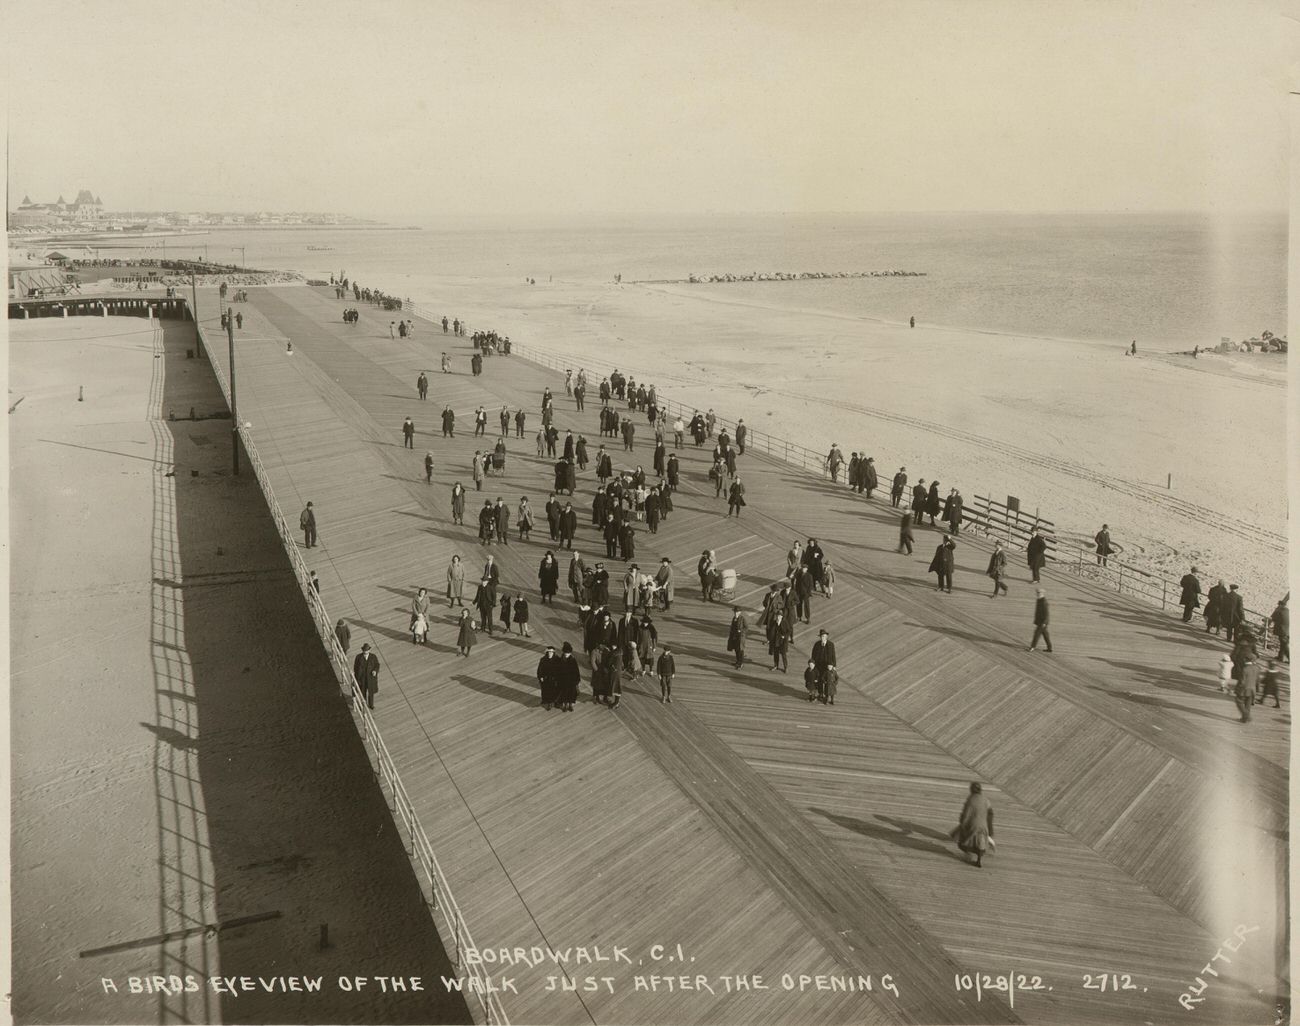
xmin=194 ymin=312 xmax=508 ymax=1026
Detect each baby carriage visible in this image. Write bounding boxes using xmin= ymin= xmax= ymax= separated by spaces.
xmin=717 ymin=568 xmax=737 ymax=601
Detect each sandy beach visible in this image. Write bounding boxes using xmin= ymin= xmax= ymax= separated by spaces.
xmin=8 ymin=314 xmax=467 ymax=1024
xmin=381 ymin=274 xmax=1288 ymax=606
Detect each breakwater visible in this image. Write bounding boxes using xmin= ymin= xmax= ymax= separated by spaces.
xmin=630 ymin=269 xmax=925 ymax=284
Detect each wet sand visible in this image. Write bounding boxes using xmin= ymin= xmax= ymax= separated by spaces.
xmin=9 ymin=313 xmax=469 ymax=1024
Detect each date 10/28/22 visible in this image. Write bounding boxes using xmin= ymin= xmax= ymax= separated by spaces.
xmin=954 ymin=972 xmax=1147 ymax=1007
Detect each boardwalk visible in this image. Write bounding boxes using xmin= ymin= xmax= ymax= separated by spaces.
xmin=198 ymin=285 xmax=1287 ymax=1025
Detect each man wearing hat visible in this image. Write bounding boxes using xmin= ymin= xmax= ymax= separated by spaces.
xmin=537 ymin=645 xmax=560 ymax=709
xmin=300 ymin=500 xmax=317 ymax=548
xmin=557 ymin=642 xmax=581 ymax=711
xmin=891 ymin=466 xmax=907 ymax=508
xmin=862 ymin=456 xmax=878 ymax=499
xmin=811 ymin=629 xmax=838 ymax=704
xmin=353 ymin=643 xmax=380 ymax=710
xmin=727 ymin=607 xmax=749 ymax=668
xmin=1029 ymin=588 xmax=1053 ymax=653
xmin=1178 ymin=566 xmax=1202 ymax=623
xmin=1223 ymin=584 xmax=1245 ymax=642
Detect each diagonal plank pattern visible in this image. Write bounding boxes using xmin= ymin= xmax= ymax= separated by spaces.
xmin=199 ymin=284 xmax=1285 ymax=1025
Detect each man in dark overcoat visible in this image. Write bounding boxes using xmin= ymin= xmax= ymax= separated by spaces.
xmin=727 ymin=607 xmax=749 ymax=668
xmin=793 ymin=565 xmax=815 ymax=624
xmin=353 ymin=643 xmax=380 ymax=709
xmin=928 ymin=536 xmax=955 ymax=593
xmin=767 ymin=610 xmax=793 ymax=672
xmin=1027 ymin=530 xmax=1048 ymax=583
xmin=891 ymin=467 xmax=908 ymax=507
xmin=537 ymin=646 xmax=560 ymax=708
xmin=1178 ymin=567 xmax=1202 ymax=623
xmin=863 ymin=457 xmax=878 ymax=497
xmin=912 ymin=480 xmax=928 ymax=524
xmin=811 ymin=629 xmax=838 ymax=704
xmin=1222 ymin=585 xmax=1245 ymax=641
xmin=559 ymin=502 xmax=578 ymax=549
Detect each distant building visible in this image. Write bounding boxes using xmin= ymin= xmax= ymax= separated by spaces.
xmin=9 ymin=189 xmax=105 ymax=226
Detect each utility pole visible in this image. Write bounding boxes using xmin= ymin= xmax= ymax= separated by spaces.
xmin=190 ymin=269 xmax=201 ymax=357
xmin=227 ymin=306 xmax=239 ymax=475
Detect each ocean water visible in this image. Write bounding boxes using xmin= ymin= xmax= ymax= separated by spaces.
xmin=84 ymin=212 xmax=1285 ymax=349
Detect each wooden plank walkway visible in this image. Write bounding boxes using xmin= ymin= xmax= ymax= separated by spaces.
xmin=198 ymin=285 xmax=1286 ymax=1025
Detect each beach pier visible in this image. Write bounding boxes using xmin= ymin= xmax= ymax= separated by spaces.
xmin=26 ymin=285 xmax=1282 ymax=1025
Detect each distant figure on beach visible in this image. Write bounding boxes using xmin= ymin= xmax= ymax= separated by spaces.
xmin=1130 ymin=340 xmax=1138 ymax=356
xmin=910 ymin=316 xmax=915 ymax=328
xmin=442 ymin=316 xmax=449 ymax=334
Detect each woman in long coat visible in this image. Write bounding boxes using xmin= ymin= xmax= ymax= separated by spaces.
xmin=926 ymin=481 xmax=942 ymax=525
xmin=538 ymin=551 xmax=560 ymax=604
xmin=517 ymin=497 xmax=534 ymax=541
xmin=666 ymin=453 xmax=680 ymax=491
xmin=658 ymin=484 xmax=673 ymax=521
xmin=499 ymin=593 xmax=513 ymax=631
xmin=1204 ymin=580 xmax=1227 ymax=634
xmin=446 ymin=555 xmax=466 ymax=607
xmin=654 ymin=558 xmax=674 ymax=610
xmin=653 ymin=440 xmax=666 ymax=477
xmin=450 ymin=482 xmax=466 ymax=525
xmin=455 ymin=607 xmax=476 ymax=656
xmin=953 ymin=782 xmax=994 ymax=867
xmin=556 ymin=642 xmax=581 ymax=711
xmin=477 ymin=500 xmax=495 ymax=543
xmin=645 ymin=488 xmax=661 ymax=534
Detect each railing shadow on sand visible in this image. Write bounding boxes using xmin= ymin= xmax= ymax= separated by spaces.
xmin=194 ymin=311 xmax=509 ymax=1026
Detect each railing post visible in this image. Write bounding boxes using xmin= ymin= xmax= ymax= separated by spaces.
xmin=1117 ymin=563 xmax=1125 ymax=594
xmin=1161 ymin=580 xmax=1167 ymax=610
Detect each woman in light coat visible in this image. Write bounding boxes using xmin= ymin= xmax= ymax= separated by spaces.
xmin=446 ymin=554 xmax=466 ymax=607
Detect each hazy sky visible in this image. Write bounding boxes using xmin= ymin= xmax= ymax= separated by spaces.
xmin=5 ymin=0 xmax=1293 ymax=219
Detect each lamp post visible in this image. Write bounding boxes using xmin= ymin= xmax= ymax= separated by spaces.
xmin=227 ymin=305 xmax=239 ymax=475
xmin=190 ymin=268 xmax=200 ymax=356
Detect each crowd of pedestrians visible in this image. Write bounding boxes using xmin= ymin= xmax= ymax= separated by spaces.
xmin=279 ymin=299 xmax=1286 ymax=875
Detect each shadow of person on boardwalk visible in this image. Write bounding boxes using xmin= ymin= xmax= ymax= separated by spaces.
xmin=903 ymin=621 xmax=1024 ymax=649
xmin=450 ymin=673 xmax=535 ymax=708
xmin=1093 ymin=686 xmax=1234 ymax=722
xmin=808 ymin=808 xmax=963 ymax=862
xmin=1095 ymin=656 xmax=1223 ymax=698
